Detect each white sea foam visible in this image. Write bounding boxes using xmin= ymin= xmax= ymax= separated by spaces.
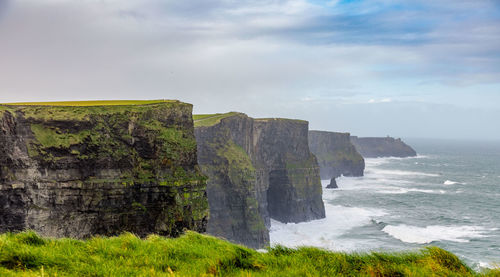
xmin=444 ymin=180 xmax=460 ymax=185
xmin=364 ymin=155 xmax=430 ymax=166
xmin=382 ymin=224 xmax=490 ymax=244
xmin=478 ymin=261 xmax=498 ymax=270
xmin=377 ymin=188 xmax=446 ymax=194
xmin=371 ymin=169 xmax=440 ymax=177
xmin=270 ymin=203 xmax=387 ymax=251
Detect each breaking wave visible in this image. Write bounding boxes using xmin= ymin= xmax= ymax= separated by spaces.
xmin=382 ymin=224 xmax=491 ymax=244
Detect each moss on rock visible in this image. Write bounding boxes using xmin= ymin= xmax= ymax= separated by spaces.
xmin=0 ymin=100 xmax=208 ymax=238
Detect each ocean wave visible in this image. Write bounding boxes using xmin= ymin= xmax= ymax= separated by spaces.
xmin=444 ymin=180 xmax=460 ymax=185
xmin=477 ymin=261 xmax=498 ymax=270
xmin=382 ymin=224 xmax=490 ymax=244
xmin=364 ymin=155 xmax=431 ymax=165
xmin=270 ymin=204 xmax=386 ymax=250
xmin=369 ymin=169 xmax=440 ymax=177
xmin=377 ymin=188 xmax=446 ymax=195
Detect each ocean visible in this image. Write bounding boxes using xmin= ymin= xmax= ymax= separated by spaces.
xmin=270 ymin=138 xmax=500 ymax=270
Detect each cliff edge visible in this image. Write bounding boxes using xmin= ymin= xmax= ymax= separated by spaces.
xmin=0 ymin=100 xmax=208 ymax=238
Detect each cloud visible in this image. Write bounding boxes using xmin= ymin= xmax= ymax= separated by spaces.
xmin=368 ymin=98 xmax=392 ymax=103
xmin=0 ymin=0 xmax=499 ymax=138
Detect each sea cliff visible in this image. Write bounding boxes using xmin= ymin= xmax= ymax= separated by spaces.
xmin=308 ymin=131 xmax=364 ymax=180
xmin=350 ymin=136 xmax=417 ymax=158
xmin=0 ymin=100 xmax=208 ymax=238
xmin=195 ymin=113 xmax=325 ymax=248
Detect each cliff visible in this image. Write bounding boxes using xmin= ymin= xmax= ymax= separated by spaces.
xmin=308 ymin=131 xmax=365 ymax=180
xmin=195 ymin=113 xmax=324 ymax=248
xmin=253 ymin=118 xmax=325 ymax=224
xmin=194 ymin=113 xmax=268 ymax=248
xmin=350 ymin=136 xmax=417 ymax=158
xmin=0 ymin=100 xmax=208 ymax=238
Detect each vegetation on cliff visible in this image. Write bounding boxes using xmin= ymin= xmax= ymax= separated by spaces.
xmin=195 ymin=112 xmax=269 ymax=248
xmin=0 ymin=100 xmax=208 ymax=238
xmin=1 ymin=100 xmax=203 ymax=185
xmin=2 ymin=100 xmax=175 ymax=106
xmin=193 ymin=112 xmax=241 ymax=127
xmin=195 ymin=112 xmax=324 ymax=248
xmin=0 ymin=231 xmax=497 ymax=277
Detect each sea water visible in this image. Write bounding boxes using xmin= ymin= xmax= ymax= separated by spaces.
xmin=270 ymin=139 xmax=500 ymax=270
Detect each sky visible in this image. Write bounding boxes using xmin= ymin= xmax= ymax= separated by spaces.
xmin=0 ymin=0 xmax=499 ymax=140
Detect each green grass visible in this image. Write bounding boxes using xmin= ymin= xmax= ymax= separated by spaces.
xmin=1 ymin=100 xmax=175 ymax=106
xmin=30 ymin=124 xmax=91 ymax=149
xmin=193 ymin=112 xmax=242 ymax=127
xmin=0 ymin=231 xmax=498 ymax=276
xmin=254 ymin=118 xmax=308 ymax=123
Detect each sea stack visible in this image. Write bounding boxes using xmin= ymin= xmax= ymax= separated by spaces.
xmin=326 ymin=177 xmax=338 ymax=189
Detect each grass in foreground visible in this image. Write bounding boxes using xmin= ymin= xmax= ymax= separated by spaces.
xmin=1 ymin=100 xmax=175 ymax=106
xmin=1 ymin=231 xmax=498 ymax=276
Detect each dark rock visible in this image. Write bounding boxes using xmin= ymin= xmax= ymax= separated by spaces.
xmin=195 ymin=113 xmax=268 ymax=249
xmin=308 ymin=131 xmax=365 ymax=180
xmin=350 ymin=136 xmax=417 ymax=158
xmin=326 ymin=178 xmax=338 ymax=189
xmin=195 ymin=113 xmax=325 ymax=248
xmin=0 ymin=102 xmax=208 ymax=238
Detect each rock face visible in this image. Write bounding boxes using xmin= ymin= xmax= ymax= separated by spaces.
xmin=308 ymin=131 xmax=365 ymax=180
xmin=195 ymin=113 xmax=325 ymax=248
xmin=350 ymin=136 xmax=417 ymax=158
xmin=326 ymin=178 xmax=338 ymax=189
xmin=0 ymin=101 xmax=208 ymax=238
xmin=195 ymin=113 xmax=267 ymax=248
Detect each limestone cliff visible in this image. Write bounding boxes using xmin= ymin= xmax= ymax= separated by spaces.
xmin=350 ymin=136 xmax=417 ymax=158
xmin=195 ymin=113 xmax=325 ymax=248
xmin=308 ymin=131 xmax=364 ymax=180
xmin=195 ymin=113 xmax=268 ymax=248
xmin=253 ymin=119 xmax=325 ymax=224
xmin=0 ymin=101 xmax=208 ymax=238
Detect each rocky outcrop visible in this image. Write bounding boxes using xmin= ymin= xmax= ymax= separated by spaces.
xmin=350 ymin=136 xmax=417 ymax=158
xmin=326 ymin=178 xmax=338 ymax=189
xmin=0 ymin=101 xmax=208 ymax=238
xmin=195 ymin=113 xmax=325 ymax=248
xmin=308 ymin=131 xmax=365 ymax=180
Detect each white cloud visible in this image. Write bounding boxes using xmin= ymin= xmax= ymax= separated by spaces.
xmin=368 ymin=98 xmax=392 ymax=104
xmin=0 ymin=0 xmax=499 ymax=139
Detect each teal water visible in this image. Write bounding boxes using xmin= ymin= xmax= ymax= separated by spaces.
xmin=270 ymin=139 xmax=500 ymax=270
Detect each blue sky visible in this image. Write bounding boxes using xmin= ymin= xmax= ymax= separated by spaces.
xmin=0 ymin=0 xmax=499 ymax=139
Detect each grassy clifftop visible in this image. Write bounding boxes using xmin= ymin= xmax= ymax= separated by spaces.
xmin=1 ymin=100 xmax=176 ymax=106
xmin=193 ymin=112 xmax=242 ymax=127
xmin=193 ymin=113 xmax=308 ymax=128
xmin=0 ymin=231 xmax=497 ymax=276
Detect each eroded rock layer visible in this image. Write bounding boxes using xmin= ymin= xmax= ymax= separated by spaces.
xmin=0 ymin=101 xmax=208 ymax=238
